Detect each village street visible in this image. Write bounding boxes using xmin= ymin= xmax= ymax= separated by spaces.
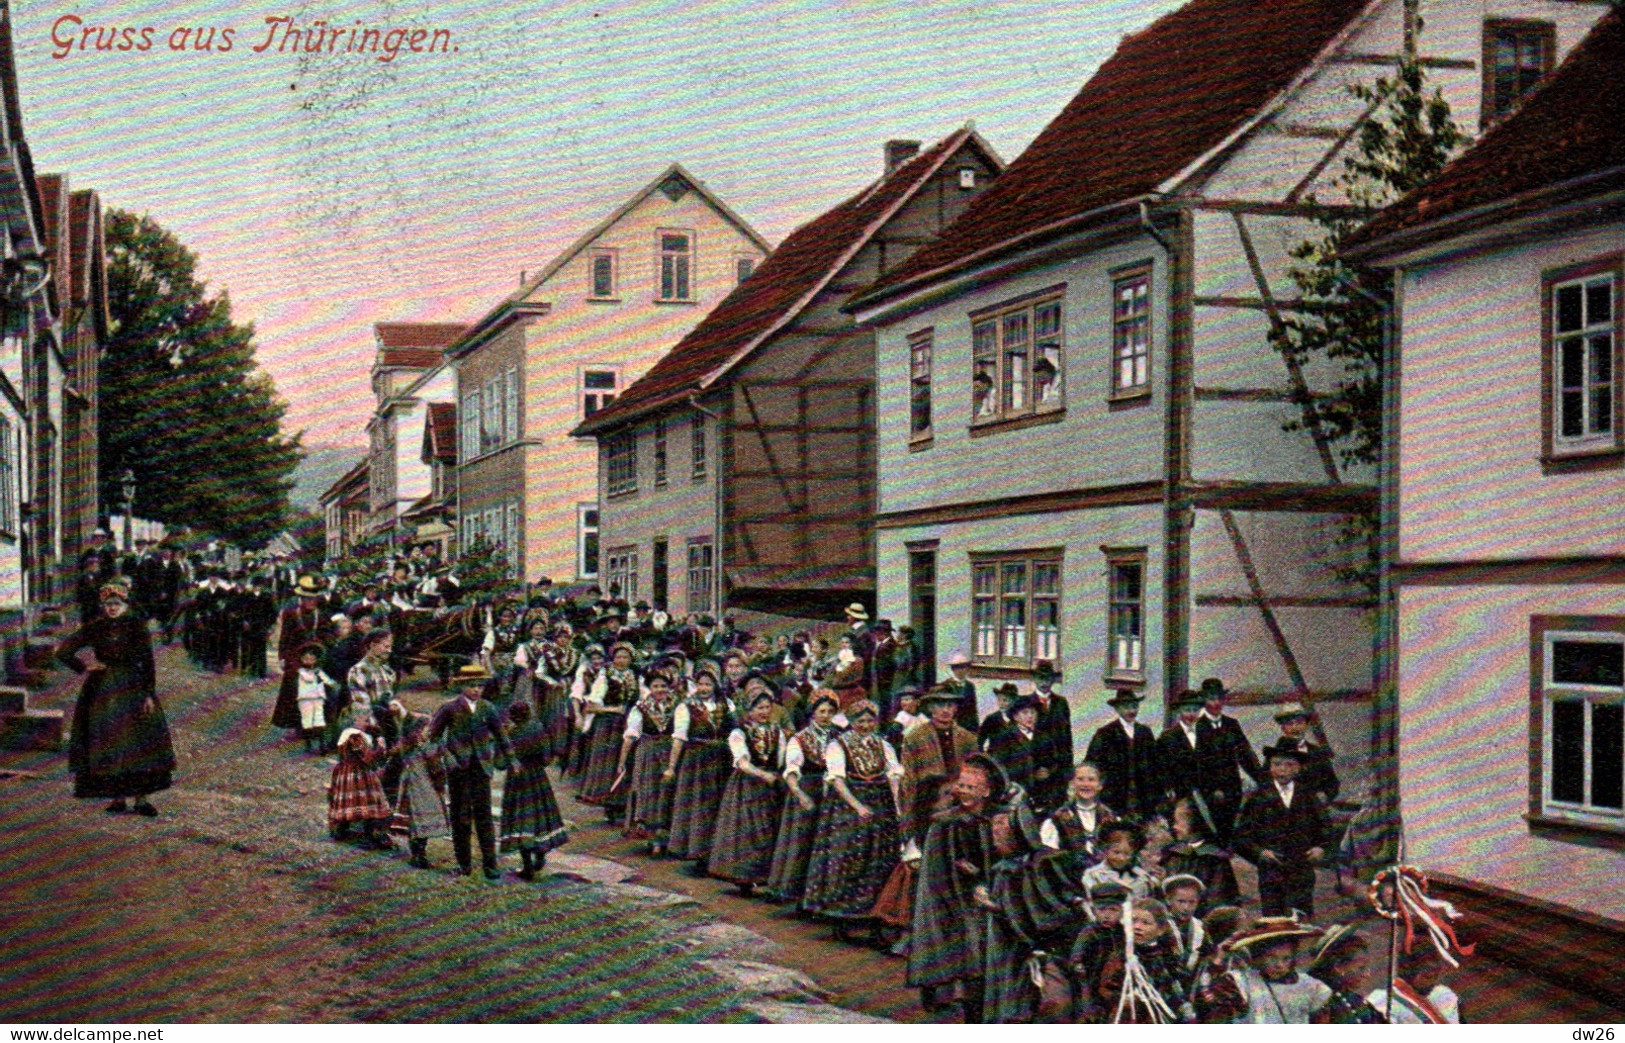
xmin=0 ymin=629 xmax=1619 ymax=1024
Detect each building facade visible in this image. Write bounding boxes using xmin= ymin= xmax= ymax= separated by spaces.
xmin=364 ymin=322 xmax=466 ymax=546
xmin=320 ymin=457 xmax=370 ymax=563
xmin=576 ymin=131 xmax=1002 ymax=622
xmin=1347 ymin=7 xmax=1623 ymax=1002
xmin=849 ymin=0 xmax=1611 ymax=776
xmin=450 ymin=164 xmax=769 ymax=584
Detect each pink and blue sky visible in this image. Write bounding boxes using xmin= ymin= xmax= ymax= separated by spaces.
xmin=12 ymin=0 xmax=1179 ymax=448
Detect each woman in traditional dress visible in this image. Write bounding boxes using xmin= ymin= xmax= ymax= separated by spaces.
xmin=501 ymin=700 xmax=569 ymax=878
xmin=564 ymin=643 xmax=606 ymax=783
xmin=666 ymin=666 xmax=735 ymax=866
xmin=802 ymin=700 xmax=903 ymax=925
xmin=394 ymin=705 xmax=450 ymax=870
xmin=534 ymin=623 xmax=580 ymax=761
xmin=765 ymin=690 xmax=840 ymax=904
xmin=708 ymin=688 xmax=789 ymax=894
xmin=618 ymin=672 xmax=681 ymax=854
xmin=827 ymin=634 xmax=869 ymax=716
xmin=346 ymin=629 xmax=402 ymax=804
xmin=509 ymin=619 xmax=550 ymax=712
xmin=56 ymin=582 xmax=176 ymax=816
xmin=577 ymin=641 xmax=640 ymax=820
xmin=479 ymin=604 xmax=523 ymax=712
xmin=719 ymin=651 xmax=750 ymax=715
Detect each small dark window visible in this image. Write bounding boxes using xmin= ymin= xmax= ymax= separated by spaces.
xmin=1550 ymin=698 xmax=1586 ymax=803
xmin=1484 ymin=21 xmax=1554 ymax=125
xmin=591 ymin=253 xmax=615 ymax=297
xmin=1553 ymin=639 xmax=1625 ymax=687
xmin=736 ymin=258 xmax=755 ymax=284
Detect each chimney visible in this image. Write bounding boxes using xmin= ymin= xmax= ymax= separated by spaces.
xmin=519 ymin=269 xmax=528 ymax=286
xmin=885 ymin=140 xmax=920 ymax=173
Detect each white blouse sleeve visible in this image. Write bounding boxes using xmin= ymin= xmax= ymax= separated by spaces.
xmin=481 ymin=628 xmax=495 ymax=654
xmin=569 ymin=667 xmax=588 ymax=703
xmin=824 ymin=739 xmax=847 ymax=780
xmin=513 ymin=643 xmax=531 ymax=670
xmin=784 ymin=736 xmax=806 ymax=777
xmin=883 ymin=740 xmax=904 ymax=779
xmin=728 ymin=728 xmax=750 ymax=768
xmin=624 ymin=707 xmax=644 ymax=739
xmin=673 ymin=703 xmax=691 ymax=742
xmin=1040 ymin=817 xmax=1062 ymax=850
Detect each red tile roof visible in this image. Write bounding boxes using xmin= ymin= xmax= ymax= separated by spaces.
xmin=374 ymin=322 xmax=469 ymax=351
xmin=376 ymin=348 xmax=446 ymax=370
xmin=425 ymin=402 xmax=456 ymax=463
xmin=856 ymin=0 xmax=1371 ymax=306
xmin=1349 ymin=8 xmax=1625 ymax=251
xmin=576 ymin=128 xmax=990 ymax=434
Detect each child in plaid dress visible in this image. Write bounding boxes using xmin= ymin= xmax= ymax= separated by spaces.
xmin=328 ymin=720 xmax=393 ymax=850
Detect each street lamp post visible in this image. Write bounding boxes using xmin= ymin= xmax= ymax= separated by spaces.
xmin=120 ymin=468 xmax=136 ymax=553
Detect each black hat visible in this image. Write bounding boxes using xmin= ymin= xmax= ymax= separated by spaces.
xmin=1088 ymin=881 xmax=1131 ymax=903
xmin=920 ymin=684 xmax=962 ymax=707
xmin=634 ymin=600 xmax=651 ymax=611
xmin=1033 ymin=659 xmax=1059 ymax=681
xmin=993 ymin=681 xmax=1021 ymax=699
xmin=873 ymin=618 xmax=893 ymax=632
xmin=1106 ymin=687 xmax=1143 ymax=707
xmin=1262 ymin=742 xmax=1306 ymax=763
xmin=1172 ymin=689 xmax=1204 ymax=710
xmin=1198 ymin=677 xmax=1228 ymax=701
xmin=697 ymin=613 xmax=716 ymax=627
xmin=1009 ymin=694 xmax=1042 ymax=715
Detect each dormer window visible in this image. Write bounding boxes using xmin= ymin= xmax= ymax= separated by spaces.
xmin=1483 ymin=20 xmax=1554 ymax=126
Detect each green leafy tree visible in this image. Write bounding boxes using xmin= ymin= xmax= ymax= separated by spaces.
xmin=101 ymin=210 xmax=303 ymax=547
xmin=1272 ymin=54 xmax=1464 ymax=588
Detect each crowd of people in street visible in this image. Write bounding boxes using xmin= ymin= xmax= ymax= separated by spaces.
xmin=52 ymin=536 xmax=1464 ymax=1025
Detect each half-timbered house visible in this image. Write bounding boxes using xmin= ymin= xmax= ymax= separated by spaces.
xmin=1344 ymin=7 xmax=1624 ymax=1003
xmin=847 ymin=0 xmax=1612 ymax=788
xmin=573 ymin=131 xmax=1002 ymax=620
xmin=448 ymin=165 xmax=769 ymax=585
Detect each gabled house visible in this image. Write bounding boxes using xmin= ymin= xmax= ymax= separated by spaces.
xmin=846 ymin=0 xmax=1613 ymax=782
xmin=38 ymin=175 xmax=107 ymax=581
xmin=0 ymin=5 xmax=55 ymax=665
xmin=399 ymin=401 xmax=457 ymax=557
xmin=573 ymin=131 xmax=1002 ymax=622
xmin=1343 ymin=8 xmax=1624 ymax=1003
xmin=320 ymin=456 xmax=370 ymax=563
xmin=448 ymin=164 xmax=770 ymax=583
xmin=364 ymin=322 xmax=467 ymax=544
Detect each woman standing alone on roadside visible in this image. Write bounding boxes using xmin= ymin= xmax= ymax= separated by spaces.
xmin=56 ymin=582 xmax=176 ymax=816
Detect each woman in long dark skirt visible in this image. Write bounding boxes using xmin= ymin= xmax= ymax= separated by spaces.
xmin=577 ymin=642 xmax=640 ymax=819
xmin=666 ymin=668 xmax=735 ymax=865
xmin=56 ymin=583 xmax=176 ymax=815
xmin=564 ymin=644 xmax=606 ymax=784
xmin=617 ymin=673 xmax=681 ymax=854
xmin=802 ymin=700 xmax=902 ymax=926
xmin=509 ymin=620 xmax=549 ymax=715
xmin=708 ymin=689 xmax=788 ymax=894
xmin=501 ymin=701 xmax=569 ymax=879
xmin=534 ymin=624 xmax=580 ymax=762
xmin=765 ymin=690 xmax=840 ymax=903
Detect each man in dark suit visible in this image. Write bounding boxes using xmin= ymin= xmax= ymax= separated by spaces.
xmin=1156 ymin=690 xmax=1207 ymax=817
xmin=428 ymin=664 xmax=516 ymax=879
xmin=978 ymin=682 xmax=1017 ymax=750
xmin=1083 ymin=688 xmax=1159 ymax=819
xmin=943 ymin=651 xmax=979 ymax=733
xmin=985 ymin=694 xmax=1040 ymax=797
xmin=1264 ymin=702 xmax=1339 ymax=806
xmin=1194 ymin=677 xmax=1265 ymax=844
xmin=869 ymin=619 xmax=900 ymax=712
xmin=1233 ymin=743 xmax=1327 ymax=916
xmin=1028 ymin=659 xmax=1073 ymax=814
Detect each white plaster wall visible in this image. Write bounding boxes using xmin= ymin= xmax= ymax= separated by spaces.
xmin=875 ymin=502 xmax=1165 ymax=736
xmin=1397 ymin=583 xmax=1625 ymax=921
xmin=1398 ymin=220 xmax=1625 ymax=562
xmin=874 ymin=233 xmax=1168 ymax=516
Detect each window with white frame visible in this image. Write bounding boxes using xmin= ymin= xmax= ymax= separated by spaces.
xmin=691 ymin=412 xmax=707 ymax=479
xmin=971 ymin=291 xmax=1064 ymax=424
xmin=577 ymin=504 xmax=599 ymax=579
xmin=605 ymin=546 xmax=638 ymax=601
xmin=0 ymin=416 xmax=15 ymax=535
xmin=460 ymin=388 xmax=480 ymax=460
xmin=589 ymin=249 xmax=618 ymax=299
xmin=910 ymin=330 xmax=933 ymax=439
xmin=504 ymin=367 xmax=519 ymax=443
xmin=1112 ymin=266 xmax=1152 ymax=397
xmin=658 ymin=231 xmax=693 ymax=301
xmin=1534 ymin=618 xmax=1624 ymax=828
xmin=1105 ymin=548 xmax=1146 ymax=679
xmin=687 ymin=539 xmax=714 ymax=614
xmin=582 ymin=369 xmax=618 ymax=419
xmin=506 ymin=502 xmax=521 ymax=576
xmin=1545 ymin=258 xmax=1621 ymax=459
xmin=607 ymin=434 xmax=637 ymax=497
xmin=971 ymin=552 xmax=1061 ymax=668
xmin=653 ymin=418 xmax=668 ymax=486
